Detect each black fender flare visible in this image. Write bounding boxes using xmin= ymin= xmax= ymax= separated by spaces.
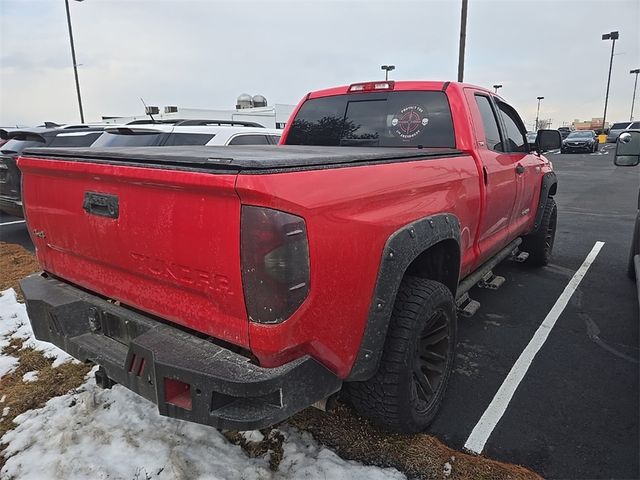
xmin=347 ymin=213 xmax=461 ymax=381
xmin=532 ymin=171 xmax=558 ymax=232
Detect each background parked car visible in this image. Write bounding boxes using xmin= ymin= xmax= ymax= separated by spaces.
xmin=561 ymin=130 xmax=599 ymax=153
xmin=557 ymin=126 xmax=573 ymax=139
xmin=0 ymin=125 xmax=107 ymax=217
xmin=607 ymin=122 xmax=634 ymax=143
xmin=91 ymin=120 xmax=282 ymax=147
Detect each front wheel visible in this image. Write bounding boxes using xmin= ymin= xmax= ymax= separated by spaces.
xmin=522 ymin=196 xmax=557 ymax=266
xmin=347 ymin=277 xmax=457 ymax=432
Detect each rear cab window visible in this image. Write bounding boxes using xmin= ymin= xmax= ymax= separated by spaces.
xmin=474 ymin=95 xmax=503 ymax=152
xmin=285 ymin=90 xmax=455 ymax=148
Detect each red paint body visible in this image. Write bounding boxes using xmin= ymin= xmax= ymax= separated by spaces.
xmin=19 ymin=81 xmax=552 ymax=379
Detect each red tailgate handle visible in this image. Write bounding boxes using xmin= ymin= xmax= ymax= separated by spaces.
xmin=83 ymin=191 xmax=119 ymax=219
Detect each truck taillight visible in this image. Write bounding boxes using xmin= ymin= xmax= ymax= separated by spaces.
xmin=241 ymin=206 xmax=310 ymax=324
xmin=348 ymin=81 xmax=395 ymax=92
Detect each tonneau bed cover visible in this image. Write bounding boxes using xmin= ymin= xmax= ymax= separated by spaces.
xmin=22 ymin=145 xmax=463 ymax=172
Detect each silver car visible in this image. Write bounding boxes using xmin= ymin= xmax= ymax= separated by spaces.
xmin=607 ymin=122 xmax=635 ymax=143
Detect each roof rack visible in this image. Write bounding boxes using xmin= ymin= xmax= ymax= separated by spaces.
xmin=126 ymin=119 xmax=183 ymax=125
xmin=173 ymin=119 xmax=265 ymax=128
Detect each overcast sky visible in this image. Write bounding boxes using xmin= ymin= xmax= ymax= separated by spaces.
xmin=1 ymin=0 xmax=639 ymax=129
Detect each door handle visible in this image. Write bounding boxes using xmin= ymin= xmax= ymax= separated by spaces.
xmin=515 ymin=164 xmax=525 ymax=175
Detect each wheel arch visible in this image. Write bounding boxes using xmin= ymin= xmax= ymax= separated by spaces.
xmin=533 ymin=171 xmax=558 ymax=232
xmin=346 ymin=213 xmax=461 ymax=381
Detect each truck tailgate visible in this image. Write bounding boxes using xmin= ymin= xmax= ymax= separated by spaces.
xmin=18 ymin=154 xmax=249 ymax=346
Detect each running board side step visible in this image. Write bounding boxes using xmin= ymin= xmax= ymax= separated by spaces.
xmin=477 ymin=271 xmax=505 ymax=290
xmin=456 ymin=293 xmax=480 ymax=317
xmin=456 ymin=237 xmax=522 ymax=299
xmin=454 ymin=238 xmax=522 ymax=318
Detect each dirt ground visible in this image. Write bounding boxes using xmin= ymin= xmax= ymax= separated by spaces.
xmin=0 ymin=242 xmax=541 ymax=479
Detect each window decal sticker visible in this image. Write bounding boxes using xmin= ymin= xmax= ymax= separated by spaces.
xmin=391 ymin=105 xmax=429 ymax=140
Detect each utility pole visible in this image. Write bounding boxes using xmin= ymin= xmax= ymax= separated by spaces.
xmin=457 ymin=0 xmax=468 ymax=82
xmin=601 ymin=31 xmax=619 ymax=131
xmin=65 ymin=0 xmax=85 ymax=123
xmin=630 ymin=68 xmax=640 ymax=121
xmin=535 ymin=96 xmax=544 ymax=131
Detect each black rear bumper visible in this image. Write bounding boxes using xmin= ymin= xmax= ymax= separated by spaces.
xmin=20 ymin=273 xmax=341 ymax=430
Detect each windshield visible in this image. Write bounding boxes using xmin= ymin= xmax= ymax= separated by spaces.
xmin=611 ymin=122 xmax=630 ymax=130
xmin=91 ymin=130 xmax=165 ymax=147
xmin=567 ymin=131 xmax=594 ymax=138
xmin=285 ymin=91 xmax=456 ymax=148
xmin=0 ymin=137 xmax=46 ymax=153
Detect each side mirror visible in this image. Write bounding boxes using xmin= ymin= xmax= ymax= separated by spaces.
xmin=614 ymin=131 xmax=640 ymax=166
xmin=536 ymin=129 xmax=562 ymax=153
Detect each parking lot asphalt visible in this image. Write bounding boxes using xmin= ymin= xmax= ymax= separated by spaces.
xmin=0 ymin=145 xmax=637 ymax=479
xmin=430 ymin=144 xmax=639 ymax=479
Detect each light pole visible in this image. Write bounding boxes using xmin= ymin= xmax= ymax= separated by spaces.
xmin=493 ymin=84 xmax=502 ymax=94
xmin=457 ymin=0 xmax=469 ymax=82
xmin=381 ymin=65 xmax=395 ymax=81
xmin=535 ymin=96 xmax=544 ymax=131
xmin=630 ymin=68 xmax=640 ymax=121
xmin=65 ymin=0 xmax=85 ymax=123
xmin=601 ymin=31 xmax=619 ymax=132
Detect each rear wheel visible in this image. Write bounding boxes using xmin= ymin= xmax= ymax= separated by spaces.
xmin=347 ymin=277 xmax=457 ymax=432
xmin=522 ymin=196 xmax=557 ymax=266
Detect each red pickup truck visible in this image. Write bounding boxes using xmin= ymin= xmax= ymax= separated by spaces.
xmin=19 ymin=81 xmax=560 ymax=432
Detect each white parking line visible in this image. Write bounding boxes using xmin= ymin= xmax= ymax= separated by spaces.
xmin=0 ymin=220 xmax=26 ymax=226
xmin=463 ymin=241 xmax=605 ymax=454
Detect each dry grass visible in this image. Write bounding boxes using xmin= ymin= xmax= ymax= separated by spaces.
xmin=223 ymin=429 xmax=285 ymax=471
xmin=0 ymin=242 xmax=41 ymax=300
xmin=0 ymin=339 xmax=92 ymax=469
xmin=288 ymin=403 xmax=542 ymax=480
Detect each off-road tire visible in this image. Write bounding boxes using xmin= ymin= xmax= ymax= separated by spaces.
xmin=522 ymin=196 xmax=557 ymax=266
xmin=347 ymin=277 xmax=457 ymax=432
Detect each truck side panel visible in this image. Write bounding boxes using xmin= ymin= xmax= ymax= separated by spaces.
xmin=19 ymin=156 xmax=250 ymax=346
xmin=236 ymin=154 xmax=481 ymax=377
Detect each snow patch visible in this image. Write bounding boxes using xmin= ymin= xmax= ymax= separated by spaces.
xmin=1 ymin=381 xmax=406 ymax=480
xmin=443 ymin=461 xmax=452 ymax=477
xmin=0 ymin=288 xmax=73 ymax=377
xmin=241 ymin=430 xmax=265 ymax=443
xmin=22 ymin=371 xmax=39 ymax=383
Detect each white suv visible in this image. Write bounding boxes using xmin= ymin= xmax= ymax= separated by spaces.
xmin=91 ymin=120 xmax=281 ymax=148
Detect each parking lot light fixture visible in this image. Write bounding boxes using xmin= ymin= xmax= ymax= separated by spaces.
xmin=630 ymin=68 xmax=640 ymax=121
xmin=381 ymin=65 xmax=395 ymax=81
xmin=601 ymin=31 xmax=619 ymax=131
xmin=493 ymin=84 xmax=502 ymax=94
xmin=65 ymin=0 xmax=85 ymax=123
xmin=535 ymin=96 xmax=544 ymax=131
